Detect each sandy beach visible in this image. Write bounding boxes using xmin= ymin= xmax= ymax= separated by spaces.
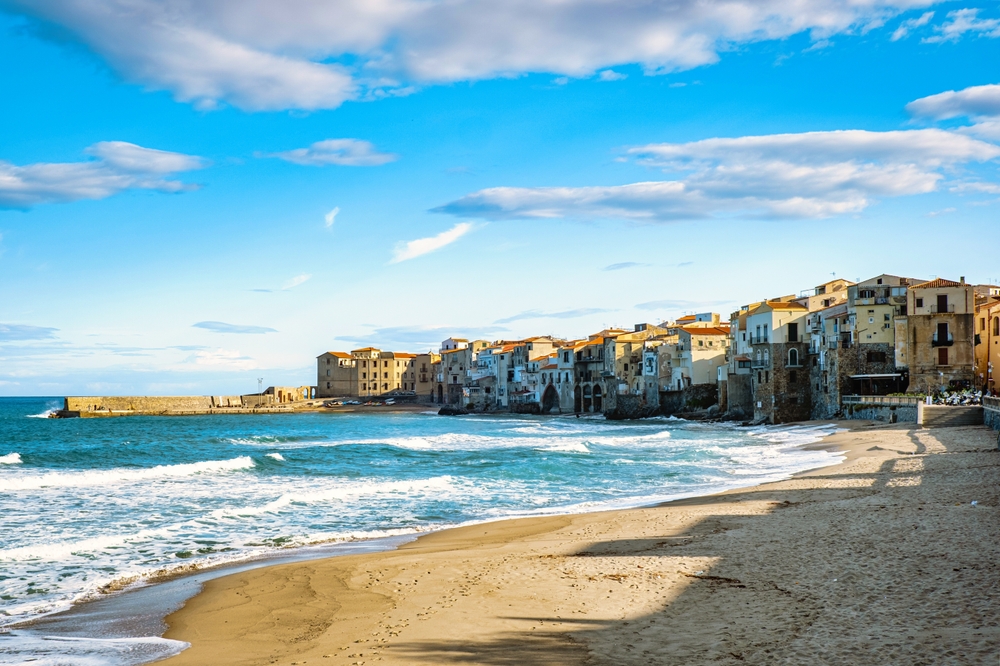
xmin=162 ymin=422 xmax=999 ymax=665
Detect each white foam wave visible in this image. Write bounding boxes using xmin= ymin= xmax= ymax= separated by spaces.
xmin=0 ymin=456 xmax=255 ymax=491
xmin=209 ymin=476 xmax=455 ymax=519
xmin=535 ymin=442 xmax=590 ymax=453
xmin=26 ymin=408 xmax=58 ymax=419
xmin=0 ymin=452 xmax=22 ymax=464
xmin=265 ymin=452 xmax=285 ymax=461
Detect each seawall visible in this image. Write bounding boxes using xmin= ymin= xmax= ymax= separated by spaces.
xmin=59 ymin=396 xmax=302 ymax=418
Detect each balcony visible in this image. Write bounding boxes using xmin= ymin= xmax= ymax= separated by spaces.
xmin=931 ymin=333 xmax=954 ymax=347
xmin=749 ymin=335 xmax=769 ymax=344
xmin=930 ymin=304 xmax=955 ymax=313
xmin=751 ymin=359 xmax=770 ymax=369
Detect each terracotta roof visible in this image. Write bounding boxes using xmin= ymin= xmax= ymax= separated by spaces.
xmin=680 ymin=326 xmax=729 ymax=336
xmin=913 ymin=278 xmax=963 ymax=289
xmin=677 ymin=315 xmax=697 ymax=322
xmin=351 ymin=347 xmax=380 ymax=352
xmin=323 ymin=351 xmax=352 ymax=359
xmin=395 ymin=353 xmax=416 ymax=358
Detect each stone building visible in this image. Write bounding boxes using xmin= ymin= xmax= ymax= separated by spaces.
xmin=747 ymin=300 xmax=810 ymax=423
xmin=904 ymin=277 xmax=976 ymax=394
xmin=316 ymin=348 xmax=435 ymax=399
xmin=317 ymin=351 xmax=356 ymax=397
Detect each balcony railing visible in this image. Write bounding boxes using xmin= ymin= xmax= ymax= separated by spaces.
xmin=749 ymin=335 xmax=769 ymax=344
xmin=930 ymin=304 xmax=955 ymax=313
xmin=984 ymin=396 xmax=1000 ymax=412
xmin=931 ymin=333 xmax=954 ymax=347
xmin=751 ymin=359 xmax=770 ymax=369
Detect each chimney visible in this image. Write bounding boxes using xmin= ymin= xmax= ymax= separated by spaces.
xmin=960 ymin=276 xmax=966 ymax=284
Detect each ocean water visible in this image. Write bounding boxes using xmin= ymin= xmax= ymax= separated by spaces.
xmin=0 ymin=397 xmax=843 ymax=664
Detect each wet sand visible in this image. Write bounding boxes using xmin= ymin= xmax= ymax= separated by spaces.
xmin=163 ymin=422 xmax=999 ymax=665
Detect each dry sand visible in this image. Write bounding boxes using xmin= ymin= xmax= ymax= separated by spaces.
xmin=163 ymin=422 xmax=999 ymax=665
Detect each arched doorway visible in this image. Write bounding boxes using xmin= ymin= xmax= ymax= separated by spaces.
xmin=541 ymin=384 xmax=559 ymax=414
xmin=573 ymin=385 xmax=582 ymax=413
xmin=593 ymin=384 xmax=603 ymax=412
xmin=583 ymin=385 xmax=592 ymax=412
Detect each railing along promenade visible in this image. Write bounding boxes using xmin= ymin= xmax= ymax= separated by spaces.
xmin=841 ymin=395 xmax=923 ymax=407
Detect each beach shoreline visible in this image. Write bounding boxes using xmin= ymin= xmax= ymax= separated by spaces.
xmin=158 ymin=421 xmax=999 ymax=665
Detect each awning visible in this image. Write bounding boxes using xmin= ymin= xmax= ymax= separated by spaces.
xmin=850 ymin=373 xmax=902 ymax=379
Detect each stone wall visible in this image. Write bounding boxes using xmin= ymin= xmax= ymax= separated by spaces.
xmin=985 ymin=401 xmax=1000 ymax=431
xmin=843 ymin=404 xmax=917 ymax=423
xmin=605 ymin=393 xmax=660 ymax=420
xmin=917 ymin=403 xmax=984 ymax=427
xmin=725 ymin=374 xmax=753 ymax=419
xmin=659 ymin=384 xmax=718 ymax=417
xmin=65 ymin=396 xmax=215 ymax=413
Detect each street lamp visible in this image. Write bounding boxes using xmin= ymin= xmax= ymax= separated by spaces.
xmin=257 ymin=377 xmax=263 ymax=407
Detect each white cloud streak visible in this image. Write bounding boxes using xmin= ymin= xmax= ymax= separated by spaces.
xmin=4 ymin=0 xmax=936 ymax=111
xmin=0 ymin=142 xmax=207 ymax=209
xmin=390 ymin=223 xmax=473 ymax=263
xmin=325 ymin=206 xmax=340 ymax=227
xmin=281 ymin=274 xmax=312 ymax=290
xmin=437 ymin=129 xmax=1000 ymax=222
xmin=271 ymin=139 xmax=398 ymax=166
xmin=922 ymin=8 xmax=1000 ymax=43
xmin=891 ymin=10 xmax=933 ymax=40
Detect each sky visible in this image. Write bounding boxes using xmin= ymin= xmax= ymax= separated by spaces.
xmin=1 ymin=0 xmax=999 ymax=396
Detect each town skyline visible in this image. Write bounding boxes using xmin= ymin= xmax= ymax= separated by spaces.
xmin=2 ymin=2 xmax=1000 ymax=396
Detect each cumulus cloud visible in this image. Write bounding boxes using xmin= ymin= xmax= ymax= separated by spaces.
xmin=325 ymin=206 xmax=340 ymax=227
xmin=4 ymin=0 xmax=937 ymax=111
xmin=0 ymin=324 xmax=59 ymax=341
xmin=436 ymin=129 xmax=1000 ymax=222
xmin=494 ymin=308 xmax=612 ymax=324
xmin=271 ymin=139 xmax=397 ymax=166
xmin=922 ymin=8 xmax=1000 ymax=43
xmin=907 ymin=83 xmax=1000 ymax=120
xmin=192 ymin=321 xmax=277 ymax=334
xmin=390 ymin=222 xmax=473 ymax=263
xmin=0 ymin=141 xmax=207 ymax=209
xmin=891 ymin=10 xmax=933 ymax=40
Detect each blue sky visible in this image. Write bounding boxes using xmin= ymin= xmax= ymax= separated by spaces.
xmin=1 ymin=0 xmax=999 ymax=396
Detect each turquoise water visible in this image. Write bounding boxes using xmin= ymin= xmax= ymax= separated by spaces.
xmin=0 ymin=397 xmax=841 ymax=664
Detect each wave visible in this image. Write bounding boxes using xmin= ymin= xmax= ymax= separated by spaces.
xmin=0 ymin=452 xmax=22 ymax=464
xmin=0 ymin=456 xmax=255 ymax=491
xmin=209 ymin=476 xmax=456 ymax=519
xmin=26 ymin=408 xmax=58 ymax=419
xmin=265 ymin=452 xmax=285 ymax=461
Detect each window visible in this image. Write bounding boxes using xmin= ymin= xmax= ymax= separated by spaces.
xmin=326 ymin=358 xmax=330 ymax=365
xmin=982 ymin=318 xmax=987 ymax=331
xmin=623 ymin=363 xmax=629 ymax=371
xmin=916 ymin=298 xmax=924 ymax=308
xmin=564 ymin=351 xmax=570 ymax=363
xmin=326 ymin=382 xmax=330 ymax=389
xmin=788 ymin=348 xmax=799 ymax=366
xmin=788 ymin=323 xmax=798 ymax=342
xmin=937 ymin=322 xmax=949 ymax=342
xmin=876 ymin=278 xmax=883 ymax=285
xmin=859 ymin=289 xmax=876 ymax=298
xmin=362 ymin=383 xmax=367 ymax=390
xmin=698 ymin=340 xmax=704 ymax=347
xmin=938 ymin=347 xmax=949 ymax=365
xmin=758 ymin=371 xmax=762 ymax=383
xmin=362 ymin=372 xmax=367 ymax=379
xmin=994 ymin=318 xmax=1000 ymax=336
xmin=937 ymin=294 xmax=948 ymax=312
xmin=869 ymin=317 xmax=874 ymax=324
xmin=765 ymin=371 xmax=769 ymax=383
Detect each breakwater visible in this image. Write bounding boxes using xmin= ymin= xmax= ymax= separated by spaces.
xmin=59 ymin=396 xmax=304 ymax=418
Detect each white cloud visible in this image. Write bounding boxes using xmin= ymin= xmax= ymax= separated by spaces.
xmin=192 ymin=321 xmax=277 ymax=334
xmin=281 ymin=273 xmax=311 ymax=290
xmin=192 ymin=348 xmax=257 ymax=370
xmin=891 ymin=10 xmax=933 ymax=40
xmin=598 ymin=69 xmax=627 ymax=81
xmin=390 ymin=222 xmax=473 ymax=263
xmin=494 ymin=308 xmax=612 ymax=324
xmin=907 ymin=83 xmax=1000 ymax=120
xmin=0 ymin=142 xmax=207 ymax=209
xmin=922 ymin=8 xmax=1000 ymax=43
xmin=271 ymin=139 xmax=398 ymax=166
xmin=324 ymin=206 xmax=340 ymax=227
xmin=436 ymin=129 xmax=1000 ymax=222
xmin=5 ymin=0 xmax=937 ymax=111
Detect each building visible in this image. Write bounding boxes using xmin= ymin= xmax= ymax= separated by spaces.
xmin=316 ymin=348 xmax=436 ymax=399
xmin=974 ymin=297 xmax=1000 ymax=393
xmin=904 ymin=277 xmax=976 ymax=394
xmin=747 ymin=300 xmax=810 ymax=423
xmin=316 ymin=351 xmax=356 ymax=397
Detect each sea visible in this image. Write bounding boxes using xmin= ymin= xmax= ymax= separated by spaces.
xmin=0 ymin=396 xmax=843 ymax=665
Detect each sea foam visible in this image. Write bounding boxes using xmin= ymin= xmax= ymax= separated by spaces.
xmin=0 ymin=452 xmax=22 ymax=464
xmin=0 ymin=456 xmax=255 ymax=491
